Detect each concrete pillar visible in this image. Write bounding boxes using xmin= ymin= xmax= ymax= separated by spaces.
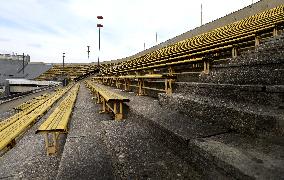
xmin=4 ymin=80 xmax=10 ymax=96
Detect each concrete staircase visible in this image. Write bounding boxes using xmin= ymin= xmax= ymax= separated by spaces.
xmin=151 ymin=34 xmax=284 ymax=178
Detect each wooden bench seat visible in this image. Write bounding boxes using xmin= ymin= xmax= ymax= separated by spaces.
xmin=85 ymin=80 xmax=129 ymax=120
xmin=14 ymin=93 xmax=49 ymax=111
xmin=0 ymin=85 xmax=73 ymax=152
xmin=36 ymin=84 xmax=80 ymax=155
xmin=93 ymin=73 xmax=176 ymax=95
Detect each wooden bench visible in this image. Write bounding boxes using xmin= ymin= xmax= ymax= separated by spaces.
xmin=0 ymin=84 xmax=73 ymax=152
xmin=36 ymin=84 xmax=79 ymax=155
xmin=92 ymin=73 xmax=177 ymax=96
xmin=85 ymin=80 xmax=129 ymax=120
xmin=14 ymin=93 xmax=49 ymax=111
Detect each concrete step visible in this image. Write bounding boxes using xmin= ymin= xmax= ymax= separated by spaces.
xmin=84 ymin=84 xmax=284 ymax=179
xmin=158 ymin=92 xmax=284 ymax=137
xmin=101 ymin=113 xmax=201 ymax=179
xmin=188 ymin=133 xmax=284 ymax=179
xmin=174 ymin=82 xmax=284 ymax=109
xmin=200 ymin=33 xmax=284 ymax=85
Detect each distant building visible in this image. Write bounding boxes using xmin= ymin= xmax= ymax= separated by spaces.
xmin=0 ymin=53 xmax=30 ymax=62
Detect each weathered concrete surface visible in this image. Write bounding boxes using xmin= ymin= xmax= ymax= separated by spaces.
xmin=201 ymin=35 xmax=284 ymax=85
xmin=57 ymin=82 xmax=202 ymax=179
xmin=102 ymin=114 xmax=201 ymax=179
xmin=0 ymin=90 xmax=68 ymax=179
xmin=158 ymin=92 xmax=284 ymax=136
xmin=96 ymin=84 xmax=284 ymax=179
xmin=56 ymin=83 xmax=115 ymax=180
xmin=188 ymin=133 xmax=284 ymax=179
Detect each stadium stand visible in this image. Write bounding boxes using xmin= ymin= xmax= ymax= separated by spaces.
xmin=94 ymin=5 xmax=284 ymax=97
xmin=102 ymin=5 xmax=284 ymax=75
xmin=0 ymin=2 xmax=284 ymax=179
xmin=36 ymin=64 xmax=99 ymax=81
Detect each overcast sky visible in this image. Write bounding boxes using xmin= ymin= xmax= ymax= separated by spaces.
xmin=0 ymin=0 xmax=260 ymax=63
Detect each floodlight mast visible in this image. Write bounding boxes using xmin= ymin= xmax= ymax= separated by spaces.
xmin=97 ymin=16 xmax=103 ymax=66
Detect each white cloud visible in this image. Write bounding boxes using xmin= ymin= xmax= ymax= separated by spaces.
xmin=0 ymin=0 xmax=260 ymax=63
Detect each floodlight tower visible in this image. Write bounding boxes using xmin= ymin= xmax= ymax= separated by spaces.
xmin=97 ymin=15 xmax=103 ymax=66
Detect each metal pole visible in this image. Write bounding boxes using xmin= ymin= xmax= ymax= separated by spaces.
xmin=156 ymin=32 xmax=157 ymax=44
xmin=201 ymin=3 xmax=203 ymax=26
xmin=99 ymin=27 xmax=101 ymax=51
xmin=22 ymin=53 xmax=25 ymax=74
xmin=98 ymin=27 xmax=100 ymax=66
xmin=62 ymin=53 xmax=65 ymax=76
xmin=87 ymin=46 xmax=90 ymax=59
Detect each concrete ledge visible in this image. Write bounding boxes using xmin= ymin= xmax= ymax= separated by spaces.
xmin=158 ymin=93 xmax=284 ymax=136
xmin=188 ymin=133 xmax=284 ymax=179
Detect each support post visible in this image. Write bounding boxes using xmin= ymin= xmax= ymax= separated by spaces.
xmin=273 ymin=26 xmax=279 ymax=37
xmin=255 ymin=36 xmax=260 ymax=47
xmin=232 ymin=47 xmax=238 ymax=58
xmin=137 ymin=79 xmax=145 ymax=96
xmin=165 ymin=79 xmax=173 ymax=95
xmin=168 ymin=66 xmax=174 ymax=76
xmin=203 ymin=61 xmax=210 ymax=74
xmin=100 ymin=98 xmax=106 ymax=113
xmin=114 ymin=101 xmax=123 ymax=120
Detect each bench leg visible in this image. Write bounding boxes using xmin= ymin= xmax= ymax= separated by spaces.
xmin=44 ymin=133 xmax=59 ymax=155
xmin=7 ymin=139 xmax=16 ymax=149
xmin=99 ymin=98 xmax=106 ymax=113
xmin=137 ymin=79 xmax=146 ymax=96
xmin=165 ymin=79 xmax=173 ymax=95
xmin=114 ymin=101 xmax=123 ymax=121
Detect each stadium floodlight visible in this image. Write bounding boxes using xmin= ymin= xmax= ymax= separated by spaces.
xmin=97 ymin=15 xmax=103 ymax=66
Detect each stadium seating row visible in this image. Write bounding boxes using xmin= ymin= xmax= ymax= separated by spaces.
xmin=100 ymin=5 xmax=284 ymax=76
xmin=92 ymin=73 xmax=176 ymax=95
xmin=14 ymin=93 xmax=50 ymax=111
xmin=0 ymin=84 xmax=74 ymax=151
xmin=36 ymin=84 xmax=80 ymax=155
xmin=85 ymin=80 xmax=129 ymax=120
xmin=37 ymin=64 xmax=98 ymax=81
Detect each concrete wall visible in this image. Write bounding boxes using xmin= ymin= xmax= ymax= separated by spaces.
xmin=103 ymin=0 xmax=284 ymax=64
xmin=9 ymin=86 xmax=41 ymax=93
xmin=0 ymin=60 xmax=53 ymax=85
